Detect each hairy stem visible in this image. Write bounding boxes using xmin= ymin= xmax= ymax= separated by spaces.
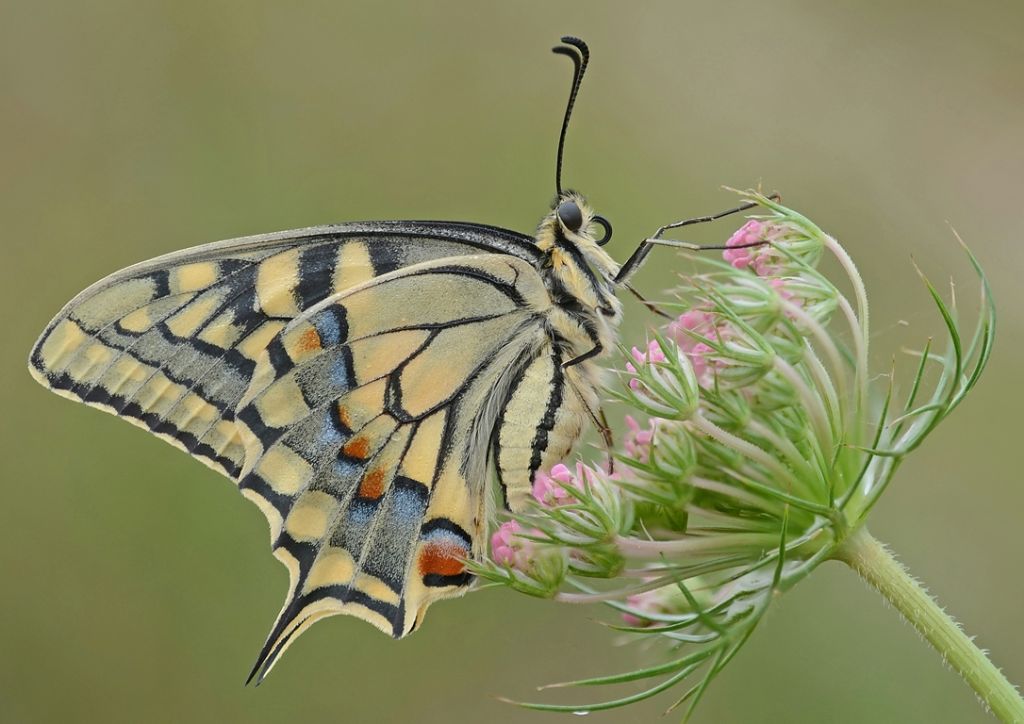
xmin=835 ymin=527 xmax=1024 ymax=723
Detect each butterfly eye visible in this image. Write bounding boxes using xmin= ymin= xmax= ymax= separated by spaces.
xmin=592 ymin=215 xmax=613 ymax=246
xmin=557 ymin=201 xmax=583 ymax=232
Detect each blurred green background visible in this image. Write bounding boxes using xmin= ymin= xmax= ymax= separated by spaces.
xmin=3 ymin=2 xmax=1022 ymax=722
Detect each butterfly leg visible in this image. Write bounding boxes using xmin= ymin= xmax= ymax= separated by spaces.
xmin=653 ymin=192 xmax=782 ymax=239
xmin=562 ymin=342 xmax=602 ymax=369
xmin=624 ymin=282 xmax=672 ymax=319
xmin=614 ymin=192 xmax=782 ymax=285
xmin=563 ymin=369 xmax=615 ymax=474
xmin=596 ymin=406 xmax=614 ymax=474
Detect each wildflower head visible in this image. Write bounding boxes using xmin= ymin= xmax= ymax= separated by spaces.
xmin=722 ymin=212 xmax=825 ymax=276
xmin=483 ymin=518 xmax=568 ymax=597
xmin=532 ymin=463 xmax=581 ymax=506
xmin=723 ymin=219 xmax=775 ymax=272
xmin=665 ymin=308 xmax=717 ymax=383
xmin=479 ymin=190 xmax=994 ymax=717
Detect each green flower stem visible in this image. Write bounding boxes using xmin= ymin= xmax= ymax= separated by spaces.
xmin=615 ymin=532 xmax=783 ymax=557
xmin=836 ymin=527 xmax=1024 ymax=723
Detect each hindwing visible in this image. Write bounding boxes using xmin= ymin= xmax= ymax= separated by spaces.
xmin=234 ymin=254 xmax=556 ymax=680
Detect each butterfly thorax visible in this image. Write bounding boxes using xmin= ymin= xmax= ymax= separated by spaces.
xmin=534 ymin=193 xmax=623 ymax=359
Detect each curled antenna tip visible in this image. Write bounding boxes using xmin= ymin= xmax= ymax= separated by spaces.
xmin=551 ymin=35 xmax=591 ymax=196
xmin=555 ymin=35 xmax=589 ymax=51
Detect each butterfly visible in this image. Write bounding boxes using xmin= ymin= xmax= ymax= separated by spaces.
xmin=28 ymin=36 xmax=764 ymax=683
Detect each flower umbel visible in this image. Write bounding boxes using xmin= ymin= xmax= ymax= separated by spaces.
xmin=471 ymin=191 xmax=1008 ymax=720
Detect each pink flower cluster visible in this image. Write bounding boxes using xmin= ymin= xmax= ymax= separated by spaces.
xmin=532 ymin=463 xmax=584 ymax=506
xmin=623 ymin=415 xmax=657 ymax=464
xmin=666 ymin=309 xmax=719 ymax=384
xmin=722 ymin=219 xmax=783 ymax=276
xmin=625 ymin=340 xmax=668 ymax=390
xmin=490 ymin=463 xmax=602 ymax=571
xmin=723 ymin=220 xmax=813 ymax=317
xmin=490 ymin=520 xmax=535 ymax=570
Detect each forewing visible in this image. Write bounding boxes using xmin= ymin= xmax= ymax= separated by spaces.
xmin=28 ymin=221 xmax=540 ymax=479
xmin=231 ymin=254 xmax=555 ymax=682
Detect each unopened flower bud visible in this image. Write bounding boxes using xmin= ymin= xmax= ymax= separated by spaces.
xmin=532 ymin=463 xmax=582 ymax=507
xmin=486 ymin=520 xmax=568 ymax=597
xmin=622 ymin=579 xmax=711 ymax=627
xmin=622 ymin=337 xmax=699 ymax=419
xmin=491 ymin=520 xmax=536 ymax=571
xmin=648 ymin=420 xmax=698 ymax=485
xmin=623 ymin=415 xmax=658 ymax=464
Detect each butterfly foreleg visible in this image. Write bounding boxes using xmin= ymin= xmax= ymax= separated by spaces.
xmin=614 ymin=192 xmax=781 ymax=285
xmin=652 ymin=193 xmax=781 ymax=239
xmin=594 ymin=405 xmax=614 ymax=474
xmin=623 ymin=282 xmax=672 ymax=319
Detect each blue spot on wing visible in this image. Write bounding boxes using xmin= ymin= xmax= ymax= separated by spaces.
xmin=348 ymin=499 xmax=375 ymax=524
xmin=320 ymin=408 xmax=345 ymax=446
xmin=335 ymin=456 xmax=361 ymax=481
xmin=359 ymin=476 xmax=430 ymax=594
xmin=330 ymin=357 xmax=349 ymax=389
xmin=391 ymin=476 xmax=430 ymax=522
xmin=312 ymin=306 xmax=346 ymax=347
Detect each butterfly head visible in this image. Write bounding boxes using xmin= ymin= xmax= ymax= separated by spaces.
xmin=555 ymin=194 xmax=613 ymax=247
xmin=538 ymin=191 xmax=615 ymax=264
xmin=535 ymin=191 xmax=622 ymax=322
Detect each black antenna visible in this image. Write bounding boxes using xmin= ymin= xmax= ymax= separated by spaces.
xmin=552 ymin=36 xmax=589 ymax=197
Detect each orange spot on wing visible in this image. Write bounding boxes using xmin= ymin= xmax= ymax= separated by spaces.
xmin=336 ymin=404 xmax=352 ymax=430
xmin=296 ymin=327 xmax=321 ymax=353
xmin=417 ymin=541 xmax=468 ymax=578
xmin=343 ymin=436 xmax=370 ymax=459
xmin=358 ymin=468 xmax=386 ymax=500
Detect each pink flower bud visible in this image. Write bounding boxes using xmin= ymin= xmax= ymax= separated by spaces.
xmin=722 ymin=219 xmax=765 ymax=269
xmin=625 ymin=340 xmax=668 ymax=390
xmin=665 ymin=310 xmax=722 ymax=387
xmin=723 ymin=219 xmax=788 ymax=277
xmin=490 ymin=520 xmax=536 ymax=571
xmin=667 ymin=309 xmax=714 ymax=343
xmin=532 ymin=463 xmax=582 ymax=506
xmin=623 ymin=415 xmax=658 ymax=464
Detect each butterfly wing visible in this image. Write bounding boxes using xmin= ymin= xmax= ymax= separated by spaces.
xmin=234 ymin=253 xmax=558 ymax=681
xmin=28 ymin=221 xmax=541 ymax=479
xmin=29 ymin=222 xmax=592 ymax=680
